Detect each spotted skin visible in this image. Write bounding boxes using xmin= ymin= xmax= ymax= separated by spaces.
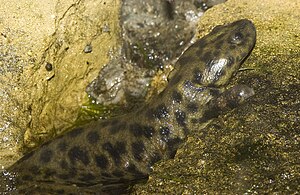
xmin=2 ymin=19 xmax=256 ymax=193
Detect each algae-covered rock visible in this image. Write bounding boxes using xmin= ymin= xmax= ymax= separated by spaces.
xmin=0 ymin=0 xmax=120 ymax=167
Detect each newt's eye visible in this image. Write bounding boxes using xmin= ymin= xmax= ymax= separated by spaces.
xmin=230 ymin=32 xmax=243 ymax=44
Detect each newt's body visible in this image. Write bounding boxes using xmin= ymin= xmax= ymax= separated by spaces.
xmin=1 ymin=19 xmax=256 ymax=194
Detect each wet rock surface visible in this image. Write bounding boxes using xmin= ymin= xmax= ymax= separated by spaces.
xmin=0 ymin=0 xmax=121 ymax=167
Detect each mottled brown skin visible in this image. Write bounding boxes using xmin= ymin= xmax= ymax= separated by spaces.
xmin=1 ymin=19 xmax=256 ymax=193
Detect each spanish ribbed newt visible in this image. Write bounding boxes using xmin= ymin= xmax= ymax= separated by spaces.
xmin=1 ymin=19 xmax=256 ymax=194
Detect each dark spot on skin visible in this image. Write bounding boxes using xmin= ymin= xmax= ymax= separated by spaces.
xmin=129 ymin=123 xmax=154 ymax=138
xmin=102 ymin=141 xmax=126 ymax=165
xmin=132 ymin=141 xmax=145 ymax=161
xmin=68 ymin=146 xmax=90 ymax=165
xmin=60 ymin=160 xmax=68 ymax=170
xmin=86 ymin=131 xmax=100 ymax=144
xmin=57 ymin=141 xmax=68 ymax=152
xmin=39 ymin=149 xmax=53 ymax=163
xmin=160 ymin=126 xmax=170 ymax=142
xmin=79 ymin=173 xmax=96 ymax=182
xmin=112 ymin=171 xmax=124 ymax=177
xmin=149 ymin=152 xmax=162 ymax=166
xmin=95 ymin=154 xmax=109 ymax=169
xmin=175 ymin=110 xmax=186 ymax=126
xmin=166 ymin=138 xmax=183 ymax=158
xmin=192 ymin=67 xmax=202 ymax=84
xmin=22 ymin=175 xmax=33 ymax=181
xmin=143 ymin=126 xmax=155 ymax=138
xmin=153 ymin=104 xmax=169 ymax=119
xmin=45 ymin=62 xmax=53 ymax=71
xmin=199 ymin=108 xmax=220 ymax=123
xmin=67 ymin=127 xmax=84 ymax=138
xmin=169 ymin=73 xmax=182 ymax=86
xmin=187 ymin=102 xmax=199 ymax=113
xmin=43 ymin=169 xmax=57 ymax=179
xmin=126 ymin=163 xmax=145 ymax=176
xmin=129 ymin=123 xmax=143 ymax=137
xmin=172 ymin=90 xmax=182 ymax=103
